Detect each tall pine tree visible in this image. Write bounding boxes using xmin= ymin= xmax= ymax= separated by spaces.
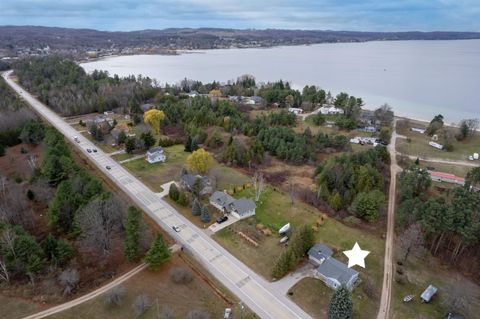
xmin=144 ymin=234 xmax=171 ymax=270
xmin=328 ymin=285 xmax=353 ymax=319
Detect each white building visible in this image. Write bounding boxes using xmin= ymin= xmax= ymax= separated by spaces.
xmin=288 ymin=107 xmax=303 ymax=115
xmin=319 ymin=106 xmax=344 ymax=115
xmin=411 ymin=127 xmax=426 ymax=134
xmin=429 ymin=141 xmax=444 ymax=150
xmin=146 ymin=147 xmax=166 ymax=164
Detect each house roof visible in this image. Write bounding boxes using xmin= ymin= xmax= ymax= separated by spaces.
xmin=316 ymin=257 xmax=358 ymax=285
xmin=147 ymin=147 xmax=164 ymax=155
xmin=210 ymin=191 xmax=235 ymax=209
xmin=308 ymin=244 xmax=333 ymax=261
xmin=181 ymin=172 xmax=209 ymax=189
xmin=421 ymin=285 xmax=438 ymax=302
xmin=229 ymin=198 xmax=256 ymax=216
xmin=429 ymin=171 xmax=465 ymax=183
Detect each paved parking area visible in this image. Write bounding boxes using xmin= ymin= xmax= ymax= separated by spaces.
xmin=209 ymin=214 xmax=240 ymax=233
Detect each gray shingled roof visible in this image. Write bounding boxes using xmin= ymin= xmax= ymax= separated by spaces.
xmin=229 ymin=198 xmax=256 ymax=216
xmin=181 ymin=173 xmax=209 ymax=188
xmin=147 ymin=147 xmax=164 ymax=155
xmin=308 ymin=244 xmax=333 ymax=261
xmin=421 ymin=285 xmax=438 ymax=302
xmin=210 ymin=191 xmax=235 ymax=209
xmin=316 ymin=257 xmax=358 ymax=285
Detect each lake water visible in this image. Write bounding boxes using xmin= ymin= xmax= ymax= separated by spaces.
xmin=81 ymin=40 xmax=480 ymax=123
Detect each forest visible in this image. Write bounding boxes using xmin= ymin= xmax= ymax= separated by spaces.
xmin=397 ymin=166 xmax=480 ymax=282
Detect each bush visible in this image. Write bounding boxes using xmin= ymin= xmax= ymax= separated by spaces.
xmin=133 ymin=294 xmax=150 ymax=317
xmin=177 ymin=191 xmax=189 ymax=206
xmin=169 ymin=267 xmax=193 ymax=284
xmin=104 ymin=286 xmax=126 ymax=307
xmin=158 ymin=137 xmax=182 ymax=147
xmin=168 ymin=183 xmax=180 ymax=201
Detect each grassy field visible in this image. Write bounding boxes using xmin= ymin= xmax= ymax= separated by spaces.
xmin=111 ymin=152 xmax=135 ymax=162
xmin=417 ymin=161 xmax=472 ymax=177
xmin=213 ymin=186 xmax=385 ymax=318
xmin=391 ymin=251 xmax=480 ymax=319
xmin=47 ymin=255 xmax=254 ymax=319
xmin=289 ymin=277 xmax=378 ymax=319
xmin=0 ymin=295 xmax=42 ymax=319
xmin=396 ymin=121 xmax=480 ymax=161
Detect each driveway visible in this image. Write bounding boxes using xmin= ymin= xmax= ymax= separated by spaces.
xmin=271 ymin=263 xmax=316 ymax=293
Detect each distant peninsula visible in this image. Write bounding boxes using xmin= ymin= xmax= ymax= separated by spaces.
xmin=1 ymin=26 xmax=480 ymax=59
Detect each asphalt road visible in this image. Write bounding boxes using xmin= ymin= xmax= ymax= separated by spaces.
xmin=3 ymin=71 xmax=312 ymax=319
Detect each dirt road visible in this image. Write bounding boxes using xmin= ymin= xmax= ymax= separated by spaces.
xmin=377 ymin=120 xmax=402 ymax=319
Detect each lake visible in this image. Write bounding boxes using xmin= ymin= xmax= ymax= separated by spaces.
xmin=81 ymin=40 xmax=480 ymax=123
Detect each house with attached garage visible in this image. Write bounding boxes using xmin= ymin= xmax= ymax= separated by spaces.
xmin=146 ymin=146 xmax=166 ymax=164
xmin=179 ymin=170 xmax=213 ymax=196
xmin=308 ymin=243 xmax=359 ymax=290
xmin=209 ymin=191 xmax=256 ymax=219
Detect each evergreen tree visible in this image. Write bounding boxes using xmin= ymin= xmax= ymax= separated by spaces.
xmin=125 ymin=137 xmax=136 ymax=154
xmin=124 ymin=207 xmax=142 ymax=261
xmin=141 ymin=132 xmax=156 ymax=149
xmin=200 ymin=205 xmax=210 ymax=222
xmin=328 ymin=285 xmax=353 ymax=319
xmin=192 ymin=199 xmax=202 ymax=216
xmin=177 ymin=192 xmax=189 ymax=206
xmin=184 ymin=136 xmax=192 ymax=152
xmin=168 ymin=183 xmax=180 ymax=201
xmin=190 ymin=137 xmax=199 ymax=152
xmin=144 ymin=234 xmax=171 ymax=270
xmin=117 ymin=130 xmax=127 ymax=144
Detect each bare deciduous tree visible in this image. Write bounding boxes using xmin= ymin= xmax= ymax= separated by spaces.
xmin=0 ymin=228 xmax=17 ymax=260
xmin=76 ymin=197 xmax=124 ymax=255
xmin=133 ymin=294 xmax=151 ymax=317
xmin=0 ymin=258 xmax=9 ymax=284
xmin=104 ymin=285 xmax=126 ymax=307
xmin=169 ymin=267 xmax=193 ymax=284
xmin=252 ymin=171 xmax=265 ymax=202
xmin=58 ymin=268 xmax=80 ymax=296
xmin=399 ymin=223 xmax=424 ymax=262
xmin=288 ymin=178 xmax=296 ymax=204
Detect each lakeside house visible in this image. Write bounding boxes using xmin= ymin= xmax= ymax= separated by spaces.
xmin=146 ymin=146 xmax=166 ymax=164
xmin=209 ymin=191 xmax=256 ymax=219
xmin=319 ymin=106 xmax=344 ymax=115
xmin=308 ymin=243 xmax=359 ymax=290
xmin=428 ymin=171 xmax=465 ymax=186
xmin=179 ymin=170 xmax=213 ymax=196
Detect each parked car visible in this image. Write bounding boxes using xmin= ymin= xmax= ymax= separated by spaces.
xmin=445 ymin=313 xmax=465 ymax=319
xmin=216 ymin=215 xmax=229 ymax=224
xmin=93 ymin=149 xmax=97 ymax=153
xmin=172 ymin=226 xmax=181 ymax=232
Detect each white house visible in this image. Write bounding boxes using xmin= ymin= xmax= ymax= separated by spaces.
xmin=308 ymin=243 xmax=359 ymax=290
xmin=411 ymin=127 xmax=426 ymax=134
xmin=288 ymin=107 xmax=303 ymax=115
xmin=146 ymin=147 xmax=166 ymax=164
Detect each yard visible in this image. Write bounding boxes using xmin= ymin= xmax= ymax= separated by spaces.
xmin=396 ymin=120 xmax=480 ymax=161
xmin=391 ymin=252 xmax=480 ymax=319
xmin=47 ymin=254 xmax=255 ymax=319
xmin=213 ymin=186 xmax=385 ymax=317
xmin=0 ymin=295 xmax=42 ymax=319
xmin=123 ymin=145 xmax=250 ymax=193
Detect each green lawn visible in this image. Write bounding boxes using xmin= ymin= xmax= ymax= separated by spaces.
xmin=289 ymin=277 xmax=378 ymax=319
xmin=111 ymin=152 xmax=135 ymax=162
xmin=213 ymin=186 xmax=384 ymax=317
xmin=417 ymin=161 xmax=472 ymax=178
xmin=396 ymin=123 xmax=480 ymax=161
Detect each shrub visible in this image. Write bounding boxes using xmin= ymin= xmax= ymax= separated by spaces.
xmin=133 ymin=294 xmax=150 ymax=317
xmin=104 ymin=286 xmax=126 ymax=307
xmin=169 ymin=267 xmax=193 ymax=284
xmin=177 ymin=191 xmax=189 ymax=206
xmin=26 ymin=189 xmax=35 ymax=201
xmin=168 ymin=183 xmax=180 ymax=201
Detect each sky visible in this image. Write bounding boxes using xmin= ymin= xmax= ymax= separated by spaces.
xmin=1 ymin=0 xmax=479 ymax=32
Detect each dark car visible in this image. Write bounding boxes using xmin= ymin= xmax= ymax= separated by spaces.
xmin=87 ymin=149 xmax=92 ymax=153
xmin=216 ymin=215 xmax=229 ymax=224
xmin=106 ymin=165 xmax=112 ymax=170
xmin=93 ymin=149 xmax=98 ymax=153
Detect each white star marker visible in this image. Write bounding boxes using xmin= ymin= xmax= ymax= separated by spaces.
xmin=343 ymin=242 xmax=370 ymax=268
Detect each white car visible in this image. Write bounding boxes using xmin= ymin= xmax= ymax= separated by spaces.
xmin=172 ymin=226 xmax=181 ymax=233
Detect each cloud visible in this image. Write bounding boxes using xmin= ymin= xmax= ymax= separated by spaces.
xmin=0 ymin=0 xmax=479 ymax=31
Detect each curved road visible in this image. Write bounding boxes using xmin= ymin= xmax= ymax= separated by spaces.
xmin=377 ymin=120 xmax=401 ymax=319
xmin=3 ymin=71 xmax=312 ymax=319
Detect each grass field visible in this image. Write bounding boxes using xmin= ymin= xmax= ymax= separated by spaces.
xmin=417 ymin=161 xmax=472 ymax=177
xmin=213 ymin=186 xmax=384 ymax=318
xmin=396 ymin=121 xmax=480 ymax=161
xmin=0 ymin=295 xmax=41 ymax=319
xmin=111 ymin=152 xmax=135 ymax=162
xmin=47 ymin=255 xmax=254 ymax=319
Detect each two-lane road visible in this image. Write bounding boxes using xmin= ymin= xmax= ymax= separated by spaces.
xmin=2 ymin=71 xmax=312 ymax=319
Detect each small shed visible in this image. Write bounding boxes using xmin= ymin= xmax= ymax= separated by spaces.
xmin=420 ymin=284 xmax=438 ymax=303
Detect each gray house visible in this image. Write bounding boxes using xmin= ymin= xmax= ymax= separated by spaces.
xmin=308 ymin=243 xmax=359 ymax=290
xmin=209 ymin=191 xmax=256 ymax=219
xmin=179 ymin=171 xmax=213 ymax=196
